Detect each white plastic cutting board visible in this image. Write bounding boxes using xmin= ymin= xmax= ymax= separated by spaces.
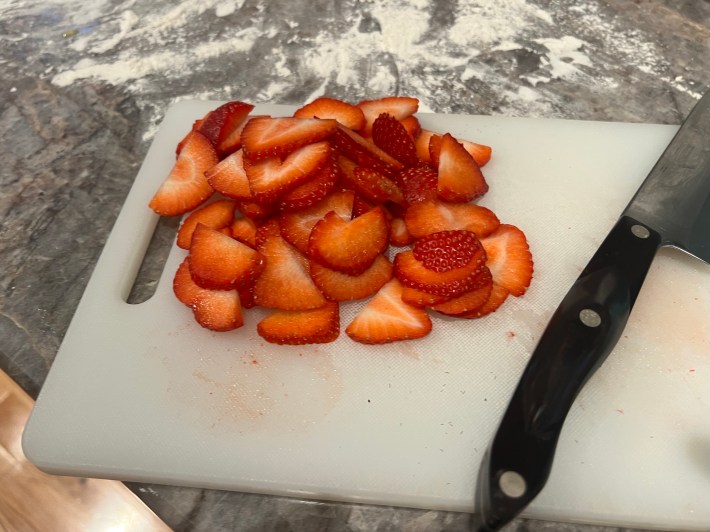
xmin=23 ymin=101 xmax=710 ymax=530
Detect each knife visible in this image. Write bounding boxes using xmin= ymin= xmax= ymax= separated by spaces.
xmin=473 ymin=90 xmax=710 ymax=531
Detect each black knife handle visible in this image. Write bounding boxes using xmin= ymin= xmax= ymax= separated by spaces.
xmin=475 ymin=216 xmax=661 ymax=531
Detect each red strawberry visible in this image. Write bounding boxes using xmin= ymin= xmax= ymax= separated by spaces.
xmin=294 ymin=97 xmax=366 ymax=131
xmin=235 ymin=199 xmax=277 ymax=220
xmin=415 ymin=129 xmax=434 ymax=163
xmin=400 ymin=285 xmax=448 ymax=307
xmin=428 ymin=133 xmax=444 ymax=168
xmin=173 ymin=258 xmax=244 ymax=331
xmin=357 ymin=96 xmax=419 ymax=136
xmin=205 ymin=149 xmax=252 ymax=200
xmin=254 ymin=217 xmax=282 ymax=248
xmin=241 ymin=116 xmax=337 ymax=160
xmin=460 ymin=139 xmax=492 ymax=167
xmin=278 ymin=157 xmax=339 ymax=211
xmin=253 ymin=234 xmax=327 ymax=310
xmin=400 ymin=115 xmax=421 ymax=139
xmin=309 ymin=254 xmax=393 ymax=301
xmin=412 ymin=230 xmax=480 ymax=272
xmin=279 ymin=190 xmax=354 ymax=253
xmin=308 ymin=206 xmax=389 ymax=275
xmin=176 ymin=199 xmax=236 ymax=249
xmin=436 ymin=133 xmax=488 ymax=202
xmin=197 ymin=100 xmax=254 ymax=157
xmin=257 ymin=302 xmax=340 ymax=345
xmin=371 ymin=113 xmax=419 ymax=167
xmin=237 ymin=282 xmax=257 ymax=309
xmin=189 ymin=224 xmax=265 ymax=290
xmin=395 ymin=165 xmax=438 ymax=205
xmin=351 ymin=193 xmax=377 ymax=218
xmin=430 ymin=267 xmax=493 ymax=315
xmin=404 ymin=200 xmax=500 ymax=239
xmin=389 ymin=217 xmax=412 ymax=247
xmin=344 ymin=166 xmax=404 ymax=205
xmin=331 ymin=124 xmax=403 ymax=177
xmin=457 ymin=282 xmax=510 ymax=318
xmin=345 ymin=278 xmax=432 ymax=344
xmin=230 ymin=216 xmax=257 ymax=247
xmin=149 ymin=131 xmax=218 ymax=216
xmin=418 ymin=130 xmax=492 ymax=167
xmin=480 ymin=224 xmax=533 ymax=296
xmin=176 ymin=116 xmax=208 ymax=157
xmin=245 ymin=141 xmax=331 ymax=202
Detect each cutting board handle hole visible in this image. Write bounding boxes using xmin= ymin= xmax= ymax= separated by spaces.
xmin=125 ymin=215 xmax=180 ymax=304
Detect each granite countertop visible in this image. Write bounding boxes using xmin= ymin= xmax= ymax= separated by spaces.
xmin=1 ymin=0 xmax=709 ymax=530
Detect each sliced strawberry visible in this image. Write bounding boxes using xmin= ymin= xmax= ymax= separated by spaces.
xmin=294 ymin=97 xmax=366 ymax=131
xmin=189 ymin=224 xmax=265 ymax=290
xmin=308 ymin=206 xmax=389 ymax=275
xmin=352 ymin=193 xmax=377 ymax=218
xmin=176 ymin=199 xmax=236 ymax=249
xmin=357 ymin=96 xmax=419 ymax=136
xmin=331 ymin=124 xmax=403 ymax=177
xmin=393 ymin=241 xmax=487 ymax=298
xmin=395 ymin=165 xmax=438 ymax=205
xmin=278 ymin=157 xmax=339 ymax=211
xmin=457 ymin=282 xmax=510 ymax=318
xmin=344 ymin=166 xmax=404 ymax=205
xmin=371 ymin=113 xmax=419 ymax=167
xmin=400 ymin=115 xmax=421 ymax=139
xmin=205 ymin=149 xmax=252 ymax=200
xmin=345 ymin=278 xmax=432 ymax=344
xmin=404 ymin=199 xmax=500 ymax=239
xmin=173 ymin=257 xmax=204 ymax=307
xmin=245 ymin=141 xmax=331 ymax=202
xmin=389 ymin=217 xmax=412 ymax=247
xmin=400 ymin=285 xmax=449 ymax=307
xmin=235 ymin=199 xmax=277 ymax=220
xmin=418 ymin=130 xmax=492 ymax=167
xmin=149 ymin=131 xmax=218 ymax=216
xmin=414 ymin=129 xmax=434 ymax=163
xmin=480 ymin=224 xmax=533 ymax=296
xmin=254 ymin=217 xmax=282 ymax=248
xmin=257 ymin=302 xmax=340 ymax=345
xmin=460 ymin=139 xmax=492 ymax=167
xmin=428 ymin=133 xmax=444 ymax=168
xmin=197 ymin=100 xmax=254 ymax=157
xmin=431 ymin=267 xmax=493 ymax=315
xmin=241 ymin=116 xmax=337 ymax=160
xmin=253 ymin=234 xmax=327 ymax=310
xmin=412 ymin=230 xmax=479 ymax=272
xmin=230 ymin=216 xmax=258 ymax=247
xmin=237 ymin=282 xmax=257 ymax=309
xmin=310 ymin=254 xmax=393 ymax=301
xmin=176 ymin=116 xmax=207 ymax=157
xmin=437 ymin=133 xmax=488 ymax=202
xmin=279 ymin=190 xmax=354 ymax=253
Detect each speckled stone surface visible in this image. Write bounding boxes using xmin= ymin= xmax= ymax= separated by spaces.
xmin=1 ymin=0 xmax=708 ymax=530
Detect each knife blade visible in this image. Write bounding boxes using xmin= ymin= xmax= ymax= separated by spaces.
xmin=473 ymin=90 xmax=710 ymax=531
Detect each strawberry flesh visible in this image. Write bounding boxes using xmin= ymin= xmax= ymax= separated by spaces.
xmin=176 ymin=199 xmax=236 ymax=250
xmin=309 ymin=254 xmax=393 ymax=301
xmin=294 ymin=97 xmax=366 ymax=131
xmin=404 ymin=199 xmax=500 ymax=239
xmin=371 ymin=113 xmax=419 ymax=167
xmin=241 ymin=116 xmax=337 ymax=160
xmin=257 ymin=302 xmax=340 ymax=345
xmin=437 ymin=133 xmax=488 ymax=202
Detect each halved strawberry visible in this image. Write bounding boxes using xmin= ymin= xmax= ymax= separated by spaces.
xmin=279 ymin=190 xmax=354 ymax=253
xmin=206 ymin=149 xmax=252 ymax=200
xmin=176 ymin=199 xmax=236 ymax=249
xmin=357 ymin=96 xmax=419 ymax=136
xmin=253 ymin=234 xmax=327 ymax=310
xmin=412 ymin=230 xmax=479 ymax=272
xmin=294 ymin=97 xmax=366 ymax=131
xmin=309 ymin=254 xmax=393 ymax=301
xmin=371 ymin=113 xmax=419 ymax=167
xmin=345 ymin=278 xmax=432 ymax=344
xmin=230 ymin=216 xmax=257 ymax=247
xmin=457 ymin=282 xmax=510 ymax=318
xmin=389 ymin=217 xmax=412 ymax=247
xmin=257 ymin=302 xmax=340 ymax=345
xmin=189 ymin=224 xmax=265 ymax=290
xmin=480 ymin=224 xmax=533 ymax=296
xmin=331 ymin=124 xmax=403 ymax=177
xmin=245 ymin=141 xmax=331 ymax=202
xmin=197 ymin=100 xmax=254 ymax=157
xmin=278 ymin=157 xmax=339 ymax=211
xmin=404 ymin=199 xmax=500 ymax=239
xmin=436 ymin=133 xmax=488 ymax=202
xmin=395 ymin=165 xmax=438 ymax=205
xmin=149 ymin=131 xmax=218 ymax=216
xmin=431 ymin=267 xmax=493 ymax=315
xmin=241 ymin=116 xmax=337 ymax=160
xmin=308 ymin=206 xmax=389 ymax=275
xmin=400 ymin=115 xmax=421 ymax=139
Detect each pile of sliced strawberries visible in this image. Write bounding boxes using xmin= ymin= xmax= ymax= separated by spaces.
xmin=149 ymin=95 xmax=533 ymax=345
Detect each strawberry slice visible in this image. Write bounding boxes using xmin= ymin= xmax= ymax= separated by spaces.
xmin=294 ymin=97 xmax=366 ymax=131
xmin=357 ymin=96 xmax=419 ymax=136
xmin=254 ymin=217 xmax=282 ymax=248
xmin=457 ymin=282 xmax=510 ymax=318
xmin=430 ymin=267 xmax=494 ymax=315
xmin=389 ymin=217 xmax=412 ymax=247
xmin=345 ymin=278 xmax=432 ymax=344
xmin=414 ymin=129 xmax=434 ymax=163
xmin=412 ymin=230 xmax=480 ymax=272
xmin=205 ymin=149 xmax=252 ymax=200
xmin=308 ymin=206 xmax=389 ymax=275
xmin=404 ymin=199 xmax=500 ymax=239
xmin=279 ymin=190 xmax=354 ymax=253
xmin=400 ymin=285 xmax=449 ymax=307
xmin=230 ymin=216 xmax=257 ymax=247
xmin=436 ymin=133 xmax=488 ymax=202
xmin=278 ymin=157 xmax=339 ymax=211
xmin=245 ymin=141 xmax=331 ymax=202
xmin=257 ymin=302 xmax=340 ymax=345
xmin=346 ymin=166 xmax=404 ymax=205
xmin=189 ymin=224 xmax=265 ymax=290
xmin=197 ymin=100 xmax=254 ymax=157
xmin=418 ymin=130 xmax=491 ymax=167
xmin=371 ymin=113 xmax=419 ymax=167
xmin=395 ymin=165 xmax=438 ymax=205
xmin=253 ymin=234 xmax=327 ymax=310
xmin=460 ymin=139 xmax=492 ymax=167
xmin=331 ymin=124 xmax=403 ymax=177
xmin=149 ymin=131 xmax=218 ymax=216
xmin=400 ymin=115 xmax=421 ymax=139
xmin=309 ymin=254 xmax=393 ymax=301
xmin=176 ymin=199 xmax=236 ymax=249
xmin=480 ymin=224 xmax=533 ymax=296
xmin=241 ymin=116 xmax=337 ymax=160
xmin=176 ymin=116 xmax=208 ymax=157
xmin=173 ymin=258 xmax=244 ymax=331
xmin=235 ymin=199 xmax=277 ymax=220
